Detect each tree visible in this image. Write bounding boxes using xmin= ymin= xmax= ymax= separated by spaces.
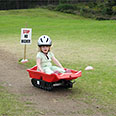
xmin=97 ymin=0 xmax=116 ymax=15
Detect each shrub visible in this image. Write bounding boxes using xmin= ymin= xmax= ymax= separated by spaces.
xmin=80 ymin=7 xmax=96 ymax=18
xmin=112 ymin=6 xmax=116 ymax=14
xmin=96 ymin=0 xmax=113 ymax=15
xmin=46 ymin=4 xmax=56 ymax=10
xmin=101 ymin=6 xmax=113 ymax=15
xmin=55 ymin=4 xmax=77 ymax=11
xmin=63 ymin=9 xmax=75 ymax=14
xmin=96 ymin=15 xmax=110 ymax=20
xmin=110 ymin=16 xmax=116 ymax=20
xmin=88 ymin=2 xmax=97 ymax=8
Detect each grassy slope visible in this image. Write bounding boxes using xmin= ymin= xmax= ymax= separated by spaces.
xmin=0 ymin=8 xmax=116 ymax=115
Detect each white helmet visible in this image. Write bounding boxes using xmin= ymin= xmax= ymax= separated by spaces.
xmin=38 ymin=35 xmax=52 ymax=46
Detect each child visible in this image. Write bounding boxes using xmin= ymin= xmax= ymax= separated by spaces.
xmin=36 ymin=35 xmax=66 ymax=74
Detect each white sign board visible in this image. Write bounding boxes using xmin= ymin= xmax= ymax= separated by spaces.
xmin=20 ymin=28 xmax=32 ymax=44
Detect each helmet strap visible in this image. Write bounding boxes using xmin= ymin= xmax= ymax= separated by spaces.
xmin=41 ymin=51 xmax=49 ymax=59
xmin=45 ymin=53 xmax=49 ymax=60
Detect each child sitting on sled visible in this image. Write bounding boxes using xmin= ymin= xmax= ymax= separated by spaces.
xmin=36 ymin=35 xmax=66 ymax=74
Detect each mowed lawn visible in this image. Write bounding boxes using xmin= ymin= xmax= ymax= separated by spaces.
xmin=0 ymin=8 xmax=116 ymax=115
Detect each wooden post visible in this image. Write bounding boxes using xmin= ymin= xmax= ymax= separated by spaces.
xmin=24 ymin=44 xmax=26 ymax=60
xmin=24 ymin=22 xmax=27 ymax=60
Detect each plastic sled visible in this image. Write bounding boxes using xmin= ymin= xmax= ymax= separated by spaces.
xmin=27 ymin=65 xmax=81 ymax=91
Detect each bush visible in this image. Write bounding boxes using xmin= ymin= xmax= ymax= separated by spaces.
xmin=55 ymin=4 xmax=77 ymax=11
xmin=63 ymin=9 xmax=75 ymax=14
xmin=80 ymin=7 xmax=96 ymax=18
xmin=112 ymin=6 xmax=116 ymax=14
xmin=46 ymin=4 xmax=56 ymax=10
xmin=96 ymin=1 xmax=113 ymax=15
xmin=101 ymin=6 xmax=113 ymax=15
xmin=88 ymin=2 xmax=97 ymax=8
xmin=96 ymin=15 xmax=110 ymax=20
xmin=45 ymin=0 xmax=116 ymax=20
xmin=110 ymin=16 xmax=116 ymax=20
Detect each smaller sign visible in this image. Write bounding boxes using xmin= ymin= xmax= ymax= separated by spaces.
xmin=20 ymin=28 xmax=32 ymax=44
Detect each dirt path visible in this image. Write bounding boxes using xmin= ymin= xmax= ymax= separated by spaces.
xmin=0 ymin=48 xmax=103 ymax=116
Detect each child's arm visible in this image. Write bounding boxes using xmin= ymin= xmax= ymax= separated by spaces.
xmin=52 ymin=56 xmax=64 ymax=69
xmin=36 ymin=58 xmax=44 ymax=72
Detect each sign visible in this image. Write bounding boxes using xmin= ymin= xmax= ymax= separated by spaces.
xmin=20 ymin=28 xmax=32 ymax=44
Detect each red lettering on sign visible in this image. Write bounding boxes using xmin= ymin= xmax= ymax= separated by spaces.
xmin=23 ymin=30 xmax=30 ymax=34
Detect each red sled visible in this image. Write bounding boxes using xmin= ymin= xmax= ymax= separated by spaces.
xmin=27 ymin=65 xmax=81 ymax=91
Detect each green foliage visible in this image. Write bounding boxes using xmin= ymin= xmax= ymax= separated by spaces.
xmin=55 ymin=4 xmax=77 ymax=14
xmin=97 ymin=2 xmax=112 ymax=15
xmin=46 ymin=4 xmax=57 ymax=10
xmin=78 ymin=0 xmax=116 ymax=19
xmin=56 ymin=4 xmax=77 ymax=11
xmin=80 ymin=7 xmax=96 ymax=18
xmin=112 ymin=6 xmax=116 ymax=14
xmin=55 ymin=0 xmax=116 ymax=20
xmin=96 ymin=0 xmax=116 ymax=15
xmin=88 ymin=2 xmax=97 ymax=8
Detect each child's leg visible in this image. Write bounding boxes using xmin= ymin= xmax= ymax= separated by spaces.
xmin=42 ymin=67 xmax=54 ymax=74
xmin=50 ymin=66 xmax=65 ymax=73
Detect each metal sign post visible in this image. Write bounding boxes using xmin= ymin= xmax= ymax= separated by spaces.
xmin=20 ymin=28 xmax=32 ymax=63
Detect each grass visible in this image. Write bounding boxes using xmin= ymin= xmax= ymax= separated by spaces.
xmin=0 ymin=8 xmax=116 ymax=115
xmin=0 ymin=85 xmax=43 ymax=116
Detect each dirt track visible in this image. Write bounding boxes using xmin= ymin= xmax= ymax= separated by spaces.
xmin=0 ymin=48 xmax=103 ymax=116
